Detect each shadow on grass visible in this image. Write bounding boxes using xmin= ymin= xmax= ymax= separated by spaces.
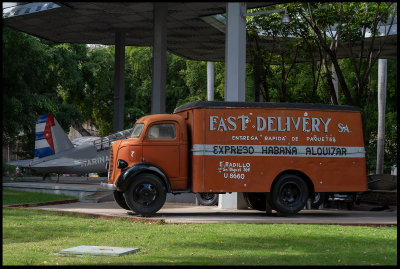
xmin=116 ymin=232 xmax=396 ymax=265
xmin=3 ymin=209 xmax=114 ymax=244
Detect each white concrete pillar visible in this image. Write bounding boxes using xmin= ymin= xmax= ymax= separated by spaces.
xmin=151 ymin=3 xmax=167 ymax=114
xmin=376 ymin=59 xmax=387 ymax=174
xmin=219 ymin=2 xmax=248 ymax=210
xmin=331 ymin=62 xmax=339 ymax=104
xmin=224 ymin=2 xmax=246 ymax=102
xmin=113 ymin=31 xmax=125 ymax=132
xmin=207 ymin=61 xmax=215 ymax=101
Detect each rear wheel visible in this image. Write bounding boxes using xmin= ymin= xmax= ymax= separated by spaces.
xmin=196 ymin=193 xmax=218 ymax=206
xmin=270 ymin=174 xmax=309 ymax=215
xmin=243 ymin=193 xmax=266 ymax=211
xmin=311 ymin=192 xmax=326 ymax=209
xmin=113 ymin=190 xmax=130 ymax=210
xmin=124 ymin=173 xmax=166 ymax=217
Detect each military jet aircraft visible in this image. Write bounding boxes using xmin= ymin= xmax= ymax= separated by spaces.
xmin=7 ymin=114 xmax=133 ymax=175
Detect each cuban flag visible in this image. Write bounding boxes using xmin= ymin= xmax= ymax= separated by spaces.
xmin=34 ymin=114 xmax=55 ymax=157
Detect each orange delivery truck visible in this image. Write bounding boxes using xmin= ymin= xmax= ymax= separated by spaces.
xmin=102 ymin=101 xmax=368 ymax=216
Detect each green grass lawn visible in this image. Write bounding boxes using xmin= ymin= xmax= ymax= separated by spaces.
xmin=2 ymin=190 xmax=398 ymax=266
xmin=3 ymin=189 xmax=75 ymax=205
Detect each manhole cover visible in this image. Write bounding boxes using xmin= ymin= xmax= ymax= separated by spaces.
xmin=59 ymin=245 xmax=140 ymax=256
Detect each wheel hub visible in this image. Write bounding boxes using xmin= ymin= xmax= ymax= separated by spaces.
xmin=200 ymin=193 xmax=215 ymax=200
xmin=134 ymin=183 xmax=157 ymax=205
xmin=280 ymin=183 xmax=299 ymax=205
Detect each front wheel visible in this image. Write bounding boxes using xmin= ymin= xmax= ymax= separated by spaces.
xmin=270 ymin=174 xmax=309 ymax=215
xmin=113 ymin=190 xmax=130 ymax=210
xmin=124 ymin=173 xmax=166 ymax=217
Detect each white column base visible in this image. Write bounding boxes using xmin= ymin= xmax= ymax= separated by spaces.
xmin=218 ymin=192 xmax=248 ymax=209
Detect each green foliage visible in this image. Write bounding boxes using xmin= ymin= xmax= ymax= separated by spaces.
xmin=82 ymin=46 xmax=115 ymax=135
xmin=125 ymin=46 xmax=152 ymax=125
xmin=179 ymin=60 xmax=207 ymax=102
xmin=166 ymin=53 xmax=190 ymax=111
xmin=246 ymin=2 xmax=397 ymax=172
xmin=3 ymin=164 xmax=16 ymax=177
xmin=2 ymin=26 xmax=86 ymax=157
xmin=213 ymin=62 xmax=226 ymax=101
xmin=285 ymin=62 xmax=324 ymax=104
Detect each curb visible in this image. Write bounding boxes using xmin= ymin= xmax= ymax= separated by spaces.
xmin=58 ymin=211 xmax=166 ymax=224
xmin=360 ymin=200 xmax=397 ymax=206
xmin=4 ymin=202 xmax=165 ymax=224
xmin=12 ymin=206 xmax=395 ymax=226
xmin=3 ymin=199 xmax=79 ymax=208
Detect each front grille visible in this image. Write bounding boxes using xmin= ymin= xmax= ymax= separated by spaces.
xmin=108 ymin=146 xmax=114 ymax=181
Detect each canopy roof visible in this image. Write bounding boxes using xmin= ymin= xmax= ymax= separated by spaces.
xmin=3 ymin=2 xmax=397 ymax=62
xmin=3 ymin=2 xmax=276 ymax=61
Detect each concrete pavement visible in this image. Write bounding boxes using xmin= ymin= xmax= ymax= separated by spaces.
xmin=2 ymin=177 xmax=197 ymax=203
xmin=28 ymin=200 xmax=397 ymax=226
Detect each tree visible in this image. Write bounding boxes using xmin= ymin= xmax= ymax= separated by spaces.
xmin=2 ymin=26 xmax=86 ymax=158
xmin=81 ymin=46 xmax=115 ymax=136
xmin=247 ymin=4 xmax=318 ymax=103
xmin=245 ymin=3 xmax=397 ymax=172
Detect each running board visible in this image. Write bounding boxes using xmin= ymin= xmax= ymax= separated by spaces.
xmin=170 ymin=189 xmax=192 ymax=195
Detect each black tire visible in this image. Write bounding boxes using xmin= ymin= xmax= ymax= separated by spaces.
xmin=243 ymin=192 xmax=267 ymax=211
xmin=270 ymin=174 xmax=309 ymax=215
xmin=196 ymin=193 xmax=218 ymax=206
xmin=124 ymin=173 xmax=166 ymax=216
xmin=311 ymin=192 xmax=326 ymax=209
xmin=113 ymin=190 xmax=131 ymax=210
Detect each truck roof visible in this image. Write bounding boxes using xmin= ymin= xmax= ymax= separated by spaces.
xmin=174 ymin=101 xmax=360 ymax=113
xmin=137 ymin=114 xmax=185 ymax=124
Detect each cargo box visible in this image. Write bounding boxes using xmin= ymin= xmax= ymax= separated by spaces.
xmin=174 ymin=101 xmax=368 ymax=193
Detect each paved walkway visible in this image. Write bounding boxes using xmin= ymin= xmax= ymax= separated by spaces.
xmin=29 ymin=200 xmax=397 ymax=226
xmin=4 ymin=177 xmax=396 ymax=226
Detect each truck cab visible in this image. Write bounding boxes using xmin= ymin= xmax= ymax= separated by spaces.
xmin=106 ymin=114 xmax=188 ymax=216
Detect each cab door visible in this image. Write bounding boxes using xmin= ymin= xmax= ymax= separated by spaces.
xmin=142 ymin=121 xmax=180 ymax=178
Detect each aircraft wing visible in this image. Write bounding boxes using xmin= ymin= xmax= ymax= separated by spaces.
xmin=6 ymin=159 xmax=36 ymax=167
xmin=23 ymin=158 xmax=86 ymax=174
xmin=7 ymin=158 xmax=82 ymax=173
xmin=32 ymin=158 xmax=82 ymax=167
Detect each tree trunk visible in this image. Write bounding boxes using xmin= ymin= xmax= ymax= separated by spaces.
xmin=362 ymin=72 xmax=372 ymax=145
xmin=253 ymin=56 xmax=262 ymax=102
xmin=279 ymin=52 xmax=286 ymax=102
xmin=301 ymin=5 xmax=353 ymax=105
xmin=70 ymin=119 xmax=93 ymax=136
xmin=261 ymin=67 xmax=270 ymax=102
xmin=321 ymin=55 xmax=338 ymax=105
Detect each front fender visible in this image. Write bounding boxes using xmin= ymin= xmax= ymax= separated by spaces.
xmin=116 ymin=163 xmax=171 ymax=192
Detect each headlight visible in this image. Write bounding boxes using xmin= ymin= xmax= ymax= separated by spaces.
xmin=117 ymin=159 xmax=128 ymax=169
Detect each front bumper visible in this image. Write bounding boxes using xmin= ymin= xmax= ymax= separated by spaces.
xmin=100 ymin=182 xmax=117 ymax=191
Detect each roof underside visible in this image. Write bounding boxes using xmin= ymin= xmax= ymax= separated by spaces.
xmin=3 ymin=2 xmax=277 ymax=62
xmin=3 ymin=2 xmax=397 ymax=62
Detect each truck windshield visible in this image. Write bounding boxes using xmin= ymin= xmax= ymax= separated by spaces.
xmin=130 ymin=123 xmax=144 ymax=138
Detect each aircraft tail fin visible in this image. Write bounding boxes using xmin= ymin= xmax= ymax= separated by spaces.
xmin=34 ymin=114 xmax=73 ymax=158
